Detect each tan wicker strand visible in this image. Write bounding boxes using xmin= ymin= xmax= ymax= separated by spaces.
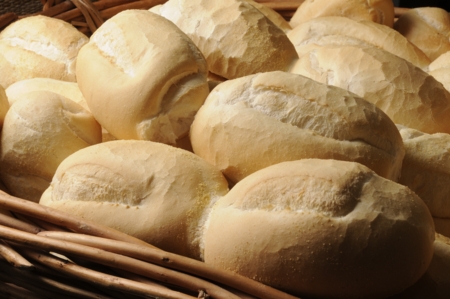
xmin=21 ymin=250 xmax=198 ymax=299
xmin=0 ymin=211 xmax=43 ymax=234
xmin=39 ymin=231 xmax=301 ymax=299
xmin=0 ymin=191 xmax=155 ymax=248
xmin=0 ymin=240 xmax=34 ymax=270
xmin=0 ymin=224 xmax=244 ymax=299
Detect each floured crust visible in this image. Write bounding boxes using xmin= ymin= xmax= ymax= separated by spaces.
xmin=156 ymin=0 xmax=298 ymax=79
xmin=40 ymin=140 xmax=229 ymax=260
xmin=290 ymin=0 xmax=395 ymax=28
xmin=394 ymin=7 xmax=450 ymax=62
xmin=76 ymin=9 xmax=209 ymax=145
xmin=203 ymin=159 xmax=435 ymax=298
xmin=290 ymin=42 xmax=450 ymax=134
xmin=0 ymin=15 xmax=88 ymax=88
xmin=287 ymin=16 xmax=430 ymax=70
xmin=5 ymin=78 xmax=88 ymax=109
xmin=397 ymin=126 xmax=450 ymax=219
xmin=0 ymin=91 xmax=101 ymax=202
xmin=190 ymin=71 xmax=405 ymax=183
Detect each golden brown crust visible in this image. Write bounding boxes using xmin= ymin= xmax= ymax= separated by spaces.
xmin=290 ymin=0 xmax=395 ymax=28
xmin=394 ymin=7 xmax=450 ymax=62
xmin=0 ymin=15 xmax=88 ymax=88
xmin=40 ymin=140 xmax=229 ymax=260
xmin=190 ymin=71 xmax=405 ymax=183
xmin=76 ymin=9 xmax=209 ymax=145
xmin=287 ymin=16 xmax=430 ymax=70
xmin=156 ymin=0 xmax=298 ymax=79
xmin=290 ymin=42 xmax=450 ymax=134
xmin=203 ymin=159 xmax=435 ymax=298
xmin=0 ymin=91 xmax=101 ymax=202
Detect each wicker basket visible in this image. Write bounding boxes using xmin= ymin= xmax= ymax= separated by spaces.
xmin=0 ymin=1 xmax=412 ymax=298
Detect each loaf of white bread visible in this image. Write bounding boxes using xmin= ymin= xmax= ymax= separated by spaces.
xmin=290 ymin=0 xmax=395 ymax=28
xmin=0 ymin=15 xmax=88 ymax=88
xmin=152 ymin=0 xmax=298 ymax=79
xmin=289 ymin=38 xmax=450 ymax=135
xmin=76 ymin=9 xmax=209 ymax=145
xmin=39 ymin=140 xmax=229 ymax=260
xmin=396 ymin=125 xmax=450 ymax=239
xmin=394 ymin=7 xmax=450 ymax=62
xmin=190 ymin=71 xmax=405 ymax=184
xmin=203 ymin=159 xmax=435 ymax=298
xmin=0 ymin=91 xmax=101 ymax=202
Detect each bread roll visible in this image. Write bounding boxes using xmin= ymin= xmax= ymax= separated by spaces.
xmin=428 ymin=51 xmax=450 ymax=92
xmin=154 ymin=0 xmax=298 ymax=79
xmin=244 ymin=0 xmax=292 ymax=33
xmin=190 ymin=71 xmax=405 ymax=184
xmin=39 ymin=140 xmax=229 ymax=260
xmin=203 ymin=159 xmax=435 ymax=298
xmin=289 ymin=42 xmax=450 ymax=134
xmin=394 ymin=7 xmax=450 ymax=62
xmin=0 ymin=91 xmax=101 ymax=202
xmin=287 ymin=16 xmax=430 ymax=70
xmin=0 ymin=15 xmax=88 ymax=88
xmin=396 ymin=126 xmax=450 ymax=218
xmin=0 ymin=84 xmax=9 ymax=129
xmin=76 ymin=10 xmax=209 ymax=145
xmin=290 ymin=0 xmax=395 ymax=28
xmin=5 ymin=78 xmax=88 ymax=109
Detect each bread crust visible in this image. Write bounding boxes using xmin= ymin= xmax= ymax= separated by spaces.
xmin=76 ymin=10 xmax=209 ymax=144
xmin=190 ymin=71 xmax=405 ymax=183
xmin=290 ymin=0 xmax=395 ymax=28
xmin=40 ymin=140 xmax=229 ymax=260
xmin=156 ymin=0 xmax=298 ymax=79
xmin=0 ymin=15 xmax=88 ymax=88
xmin=203 ymin=159 xmax=435 ymax=298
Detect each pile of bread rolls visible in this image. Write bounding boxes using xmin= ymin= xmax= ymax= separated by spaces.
xmin=1 ymin=0 xmax=450 ymax=298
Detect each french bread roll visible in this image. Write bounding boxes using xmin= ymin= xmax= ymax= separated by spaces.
xmin=428 ymin=51 xmax=450 ymax=92
xmin=0 ymin=91 xmax=101 ymax=202
xmin=203 ymin=159 xmax=435 ymax=298
xmin=5 ymin=78 xmax=88 ymax=109
xmin=76 ymin=9 xmax=209 ymax=145
xmin=396 ymin=126 xmax=450 ymax=219
xmin=0 ymin=15 xmax=88 ymax=88
xmin=39 ymin=140 xmax=229 ymax=260
xmin=4 ymin=77 xmax=116 ymax=142
xmin=287 ymin=16 xmax=430 ymax=70
xmin=244 ymin=0 xmax=292 ymax=33
xmin=154 ymin=0 xmax=298 ymax=79
xmin=394 ymin=7 xmax=450 ymax=62
xmin=0 ymin=84 xmax=9 ymax=129
xmin=290 ymin=0 xmax=395 ymax=28
xmin=289 ymin=42 xmax=450 ymax=134
xmin=190 ymin=71 xmax=405 ymax=184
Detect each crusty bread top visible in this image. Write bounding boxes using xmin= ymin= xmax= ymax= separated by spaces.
xmin=190 ymin=71 xmax=405 ymax=182
xmin=40 ymin=140 xmax=229 ymax=259
xmin=290 ymin=0 xmax=395 ymax=28
xmin=156 ymin=0 xmax=298 ymax=79
xmin=287 ymin=16 xmax=430 ymax=70
xmin=394 ymin=7 xmax=450 ymax=62
xmin=289 ymin=42 xmax=450 ymax=134
xmin=76 ymin=9 xmax=209 ymax=144
xmin=0 ymin=15 xmax=88 ymax=87
xmin=203 ymin=158 xmax=435 ymax=298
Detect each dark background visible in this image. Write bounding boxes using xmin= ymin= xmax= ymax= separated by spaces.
xmin=396 ymin=0 xmax=450 ymax=11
